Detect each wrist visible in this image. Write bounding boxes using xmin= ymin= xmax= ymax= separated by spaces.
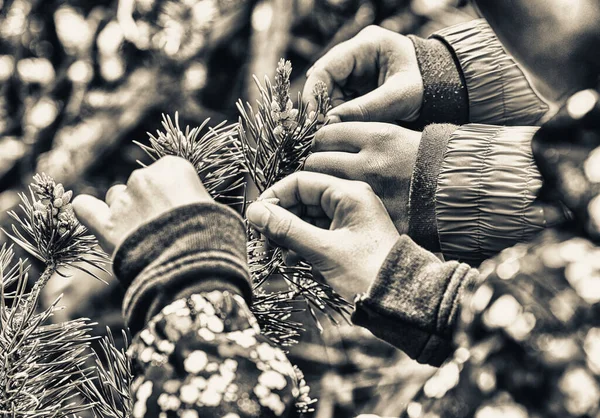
xmin=408 ymin=36 xmax=468 ymax=127
xmin=113 ymin=202 xmax=252 ymax=334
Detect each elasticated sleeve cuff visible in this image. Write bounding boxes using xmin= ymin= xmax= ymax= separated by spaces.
xmin=408 ymin=123 xmax=458 ymax=252
xmin=113 ymin=202 xmax=251 ymax=334
xmin=352 ymin=235 xmax=479 ymax=367
xmin=408 ymin=36 xmax=469 ymax=127
xmin=436 ymin=124 xmax=545 ymax=265
xmin=433 ymin=19 xmax=549 ymax=126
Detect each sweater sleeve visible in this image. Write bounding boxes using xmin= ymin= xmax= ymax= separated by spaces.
xmin=351 ymin=235 xmax=480 ymax=367
xmin=113 ymin=203 xmax=304 ymax=418
xmin=409 ymin=124 xmax=557 ymax=266
xmin=432 ymin=19 xmax=550 ymax=126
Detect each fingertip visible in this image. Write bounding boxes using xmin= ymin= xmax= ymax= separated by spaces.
xmin=72 ymin=194 xmax=109 ymax=228
xmin=246 ymin=202 xmax=270 ymax=231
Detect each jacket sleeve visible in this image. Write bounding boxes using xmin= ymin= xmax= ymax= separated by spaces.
xmin=411 ymin=19 xmax=550 ymax=126
xmin=409 ymin=124 xmax=552 ymax=266
xmin=112 ymin=203 xmax=304 ymax=418
xmin=352 ymin=235 xmax=480 ymax=367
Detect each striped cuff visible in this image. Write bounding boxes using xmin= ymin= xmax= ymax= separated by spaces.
xmin=436 ymin=124 xmax=545 ymax=265
xmin=434 ymin=19 xmax=549 ymax=126
xmin=113 ymin=202 xmax=251 ymax=334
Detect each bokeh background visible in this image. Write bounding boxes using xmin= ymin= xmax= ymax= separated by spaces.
xmin=0 ymin=0 xmax=475 ymax=416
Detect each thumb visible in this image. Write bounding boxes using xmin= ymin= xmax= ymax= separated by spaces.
xmin=329 ymin=73 xmax=422 ymax=122
xmin=72 ymin=194 xmax=112 ymax=248
xmin=247 ymin=202 xmax=327 ymax=262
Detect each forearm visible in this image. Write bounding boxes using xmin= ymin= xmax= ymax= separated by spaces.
xmin=352 ymin=235 xmax=480 ymax=366
xmin=409 ymin=124 xmax=551 ymax=266
xmin=411 ymin=19 xmax=550 ymax=126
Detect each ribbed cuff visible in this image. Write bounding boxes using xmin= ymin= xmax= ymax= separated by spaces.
xmin=409 ymin=36 xmax=469 ymax=127
xmin=408 ymin=123 xmax=458 ymax=253
xmin=113 ymin=202 xmax=251 ymax=334
xmin=352 ymin=235 xmax=476 ymax=366
xmin=433 ymin=19 xmax=549 ymax=126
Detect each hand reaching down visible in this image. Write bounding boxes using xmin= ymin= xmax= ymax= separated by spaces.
xmin=246 ymin=172 xmax=400 ymax=301
xmin=303 ymin=25 xmax=424 ymax=123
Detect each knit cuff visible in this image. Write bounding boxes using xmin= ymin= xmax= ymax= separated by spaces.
xmin=408 ymin=123 xmax=458 ymax=252
xmin=352 ymin=235 xmax=477 ymax=366
xmin=433 ymin=19 xmax=549 ymax=126
xmin=113 ymin=202 xmax=251 ymax=334
xmin=409 ymin=36 xmax=469 ymax=127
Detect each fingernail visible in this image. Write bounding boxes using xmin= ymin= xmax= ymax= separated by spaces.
xmin=246 ymin=202 xmax=270 ymax=230
xmin=306 ymin=65 xmax=315 ymax=76
xmin=257 ymin=196 xmax=280 ymax=205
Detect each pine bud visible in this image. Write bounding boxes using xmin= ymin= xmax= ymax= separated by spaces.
xmin=271 ymin=101 xmax=281 ymax=113
xmin=54 ymin=184 xmax=64 ymax=199
xmin=62 ymin=190 xmax=73 ymax=205
xmin=53 ymin=198 xmax=64 ymax=208
xmin=52 ymin=207 xmax=59 ymax=216
xmin=285 ymin=99 xmax=293 ymax=111
xmin=273 ymin=126 xmax=284 ymax=136
xmin=289 ymin=109 xmax=298 ymax=120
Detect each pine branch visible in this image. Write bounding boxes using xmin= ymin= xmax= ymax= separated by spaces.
xmin=134 ymin=113 xmax=247 ymax=207
xmin=80 ymin=329 xmax=133 ymax=418
xmin=0 ymin=247 xmax=97 ymax=417
xmin=0 ymin=174 xmax=131 ymax=416
xmin=237 ymin=59 xmax=352 ymax=342
xmin=2 ymin=174 xmax=111 ymax=282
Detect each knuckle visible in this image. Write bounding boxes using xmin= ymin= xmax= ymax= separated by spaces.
xmin=126 ymin=168 xmax=147 ymax=188
xmin=360 ymin=25 xmax=381 ymax=38
xmin=354 ymin=180 xmax=374 ymax=195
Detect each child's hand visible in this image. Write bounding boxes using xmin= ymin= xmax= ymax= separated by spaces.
xmin=305 ymin=122 xmax=420 ymax=235
xmin=73 ymin=156 xmax=211 ymax=254
xmin=303 ymin=26 xmax=423 ymax=123
xmin=246 ymin=172 xmax=400 ymax=300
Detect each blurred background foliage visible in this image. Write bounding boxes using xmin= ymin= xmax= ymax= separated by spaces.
xmin=0 ymin=0 xmax=474 ymax=416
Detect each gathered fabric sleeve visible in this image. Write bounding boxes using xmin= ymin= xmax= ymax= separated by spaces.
xmin=112 ymin=203 xmax=304 ymax=418
xmin=408 ymin=124 xmax=553 ymax=266
xmin=410 ymin=19 xmax=550 ymax=126
xmin=352 ymin=235 xmax=480 ymax=367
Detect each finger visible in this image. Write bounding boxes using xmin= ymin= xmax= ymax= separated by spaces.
xmin=304 ymin=152 xmax=357 ymax=179
xmin=105 ymin=184 xmax=127 ymax=207
xmin=258 ymin=171 xmax=358 ymax=217
xmin=329 ymin=72 xmax=423 ymax=122
xmin=246 ymin=201 xmax=326 ymax=259
xmin=72 ymin=195 xmax=112 ymax=245
xmin=312 ymin=123 xmax=370 ymax=152
xmin=302 ymin=40 xmax=368 ymax=113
